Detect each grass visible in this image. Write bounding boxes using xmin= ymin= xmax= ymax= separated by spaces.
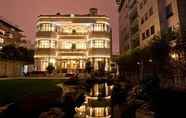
xmin=0 ymin=79 xmax=64 ymax=104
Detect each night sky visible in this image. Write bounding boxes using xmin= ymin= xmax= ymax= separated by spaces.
xmin=0 ymin=0 xmax=119 ymax=54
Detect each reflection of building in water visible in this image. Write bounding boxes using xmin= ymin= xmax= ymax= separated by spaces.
xmin=75 ymin=80 xmax=113 ymax=118
xmin=34 ymin=8 xmax=112 ymax=72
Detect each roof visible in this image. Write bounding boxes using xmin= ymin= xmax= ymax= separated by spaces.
xmin=38 ymin=14 xmax=109 ymax=19
xmin=0 ymin=19 xmax=23 ymax=32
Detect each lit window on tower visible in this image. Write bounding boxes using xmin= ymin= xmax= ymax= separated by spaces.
xmin=76 ymin=42 xmax=86 ymax=49
xmin=92 ymin=40 xmax=105 ymax=48
xmin=50 ymin=40 xmax=56 ymax=48
xmin=63 ymin=41 xmax=72 ymax=49
xmin=39 ymin=40 xmax=50 ymax=48
xmin=38 ymin=23 xmax=54 ymax=32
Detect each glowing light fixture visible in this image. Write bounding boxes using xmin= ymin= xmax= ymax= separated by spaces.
xmin=171 ymin=52 xmax=178 ymax=60
xmin=70 ymin=14 xmax=75 ymax=17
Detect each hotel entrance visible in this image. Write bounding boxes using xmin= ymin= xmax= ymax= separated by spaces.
xmin=57 ymin=59 xmax=86 ymax=72
xmin=67 ymin=60 xmax=78 ymax=70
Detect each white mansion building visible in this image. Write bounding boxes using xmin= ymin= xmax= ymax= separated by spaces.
xmin=34 ymin=8 xmax=112 ymax=72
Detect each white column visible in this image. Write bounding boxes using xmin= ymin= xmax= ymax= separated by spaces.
xmin=105 ymin=83 xmax=108 ymax=96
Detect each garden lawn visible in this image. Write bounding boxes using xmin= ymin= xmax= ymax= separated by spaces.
xmin=0 ymin=79 xmax=64 ymax=104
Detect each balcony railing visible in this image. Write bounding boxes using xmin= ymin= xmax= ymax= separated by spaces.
xmin=128 ymin=0 xmax=137 ymax=8
xmin=58 ymin=32 xmax=87 ymax=35
xmin=89 ymin=32 xmax=111 ymax=38
xmin=36 ymin=31 xmax=57 ymax=38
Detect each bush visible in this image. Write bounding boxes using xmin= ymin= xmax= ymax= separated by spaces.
xmin=46 ymin=64 xmax=55 ymax=74
xmin=0 ymin=44 xmax=34 ymax=62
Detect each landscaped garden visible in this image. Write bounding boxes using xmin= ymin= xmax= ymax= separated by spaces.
xmin=0 ymin=79 xmax=64 ymax=103
xmin=0 ymin=79 xmax=64 ymax=117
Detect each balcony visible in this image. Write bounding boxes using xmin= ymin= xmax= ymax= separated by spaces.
xmin=58 ymin=32 xmax=87 ymax=36
xmin=57 ymin=52 xmax=86 ymax=57
xmin=128 ymin=0 xmax=136 ymax=8
xmin=35 ymin=48 xmax=56 ymax=56
xmin=131 ymin=35 xmax=140 ymax=48
xmin=130 ymin=18 xmax=139 ymax=28
xmin=0 ymin=34 xmax=6 ymax=39
xmin=59 ymin=35 xmax=86 ymax=40
xmin=36 ymin=31 xmax=57 ymax=38
xmin=88 ymin=48 xmax=111 ymax=56
xmin=130 ymin=22 xmax=139 ymax=34
xmin=89 ymin=32 xmax=111 ymax=38
xmin=129 ymin=4 xmax=138 ymax=20
xmin=58 ymin=31 xmax=87 ymax=39
xmin=58 ymin=48 xmax=86 ymax=52
xmin=87 ymin=98 xmax=111 ymax=107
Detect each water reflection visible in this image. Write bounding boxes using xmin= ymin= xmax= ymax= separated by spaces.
xmin=75 ymin=79 xmax=113 ymax=118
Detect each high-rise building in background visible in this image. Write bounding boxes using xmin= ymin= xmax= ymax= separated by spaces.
xmin=0 ymin=19 xmax=24 ymax=49
xmin=177 ymin=0 xmax=186 ymax=40
xmin=34 ymin=8 xmax=112 ymax=72
xmin=118 ymin=0 xmax=186 ymax=86
xmin=138 ymin=0 xmax=183 ymax=47
xmin=128 ymin=0 xmax=139 ymax=48
xmin=138 ymin=0 xmax=186 ymax=83
xmin=118 ymin=0 xmax=186 ymax=53
xmin=0 ymin=19 xmax=34 ymax=77
xmin=128 ymin=0 xmax=140 ymax=49
xmin=115 ymin=0 xmax=123 ymax=9
xmin=118 ymin=0 xmax=140 ymax=55
xmin=118 ymin=0 xmax=131 ymax=54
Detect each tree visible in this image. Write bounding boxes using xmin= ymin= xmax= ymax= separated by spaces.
xmin=118 ymin=29 xmax=180 ymax=82
xmin=1 ymin=44 xmax=18 ymax=60
xmin=46 ymin=64 xmax=55 ymax=74
xmin=98 ymin=61 xmax=106 ymax=76
xmin=0 ymin=45 xmax=34 ymax=62
xmin=85 ymin=61 xmax=91 ymax=73
xmin=148 ymin=29 xmax=180 ymax=77
xmin=118 ymin=47 xmax=146 ymax=80
xmin=98 ymin=61 xmax=105 ymax=71
xmin=139 ymin=74 xmax=160 ymax=101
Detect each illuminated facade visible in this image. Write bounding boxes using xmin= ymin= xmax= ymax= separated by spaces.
xmin=34 ymin=8 xmax=112 ymax=72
